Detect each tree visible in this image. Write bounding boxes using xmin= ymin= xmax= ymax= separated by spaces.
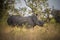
xmin=19 ymin=7 xmax=27 ymax=16
xmin=0 ymin=0 xmax=15 ymax=23
xmin=0 ymin=0 xmax=8 ymax=21
xmin=24 ymin=0 xmax=51 ymax=22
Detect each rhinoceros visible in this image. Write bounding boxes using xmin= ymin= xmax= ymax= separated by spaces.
xmin=7 ymin=14 xmax=44 ymax=28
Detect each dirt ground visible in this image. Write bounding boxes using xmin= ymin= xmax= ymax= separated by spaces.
xmin=0 ymin=23 xmax=60 ymax=40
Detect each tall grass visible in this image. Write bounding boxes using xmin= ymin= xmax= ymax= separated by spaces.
xmin=0 ymin=16 xmax=60 ymax=40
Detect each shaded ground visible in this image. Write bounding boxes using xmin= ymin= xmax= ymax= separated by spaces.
xmin=0 ymin=22 xmax=60 ymax=40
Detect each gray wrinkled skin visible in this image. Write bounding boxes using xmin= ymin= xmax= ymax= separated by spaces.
xmin=7 ymin=14 xmax=44 ymax=28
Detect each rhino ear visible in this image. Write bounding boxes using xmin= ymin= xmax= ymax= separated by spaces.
xmin=35 ymin=14 xmax=38 ymax=16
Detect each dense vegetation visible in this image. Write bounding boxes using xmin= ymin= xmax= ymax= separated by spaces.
xmin=0 ymin=0 xmax=60 ymax=40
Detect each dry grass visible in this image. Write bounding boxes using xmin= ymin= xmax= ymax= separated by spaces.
xmin=0 ymin=23 xmax=60 ymax=40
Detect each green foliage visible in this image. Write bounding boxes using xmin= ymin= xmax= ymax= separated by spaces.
xmin=0 ymin=0 xmax=5 ymax=19
xmin=0 ymin=0 xmax=14 ymax=22
xmin=24 ymin=0 xmax=50 ymax=15
xmin=20 ymin=7 xmax=27 ymax=12
xmin=50 ymin=18 xmax=56 ymax=23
